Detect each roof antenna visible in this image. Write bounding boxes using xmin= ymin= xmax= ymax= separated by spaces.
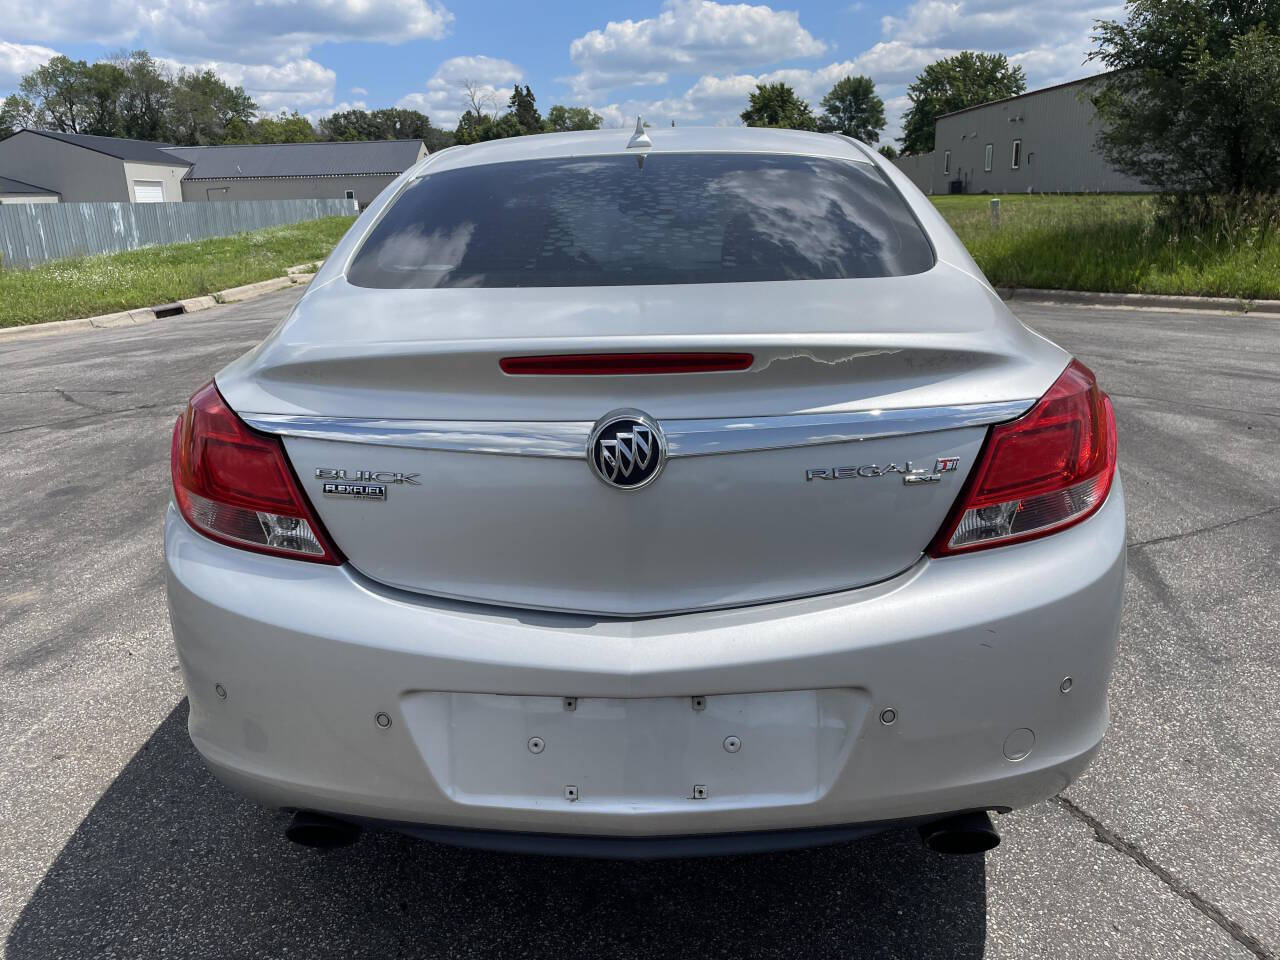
xmin=627 ymin=116 xmax=652 ymax=149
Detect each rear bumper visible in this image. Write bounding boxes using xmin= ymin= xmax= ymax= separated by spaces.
xmin=348 ymin=814 xmax=945 ymax=859
xmin=164 ymin=480 xmax=1125 ymax=841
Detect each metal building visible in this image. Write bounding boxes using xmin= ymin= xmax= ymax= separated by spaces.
xmin=164 ymin=140 xmax=426 ymax=207
xmin=892 ymin=73 xmax=1153 ymax=195
xmin=0 ymin=175 xmax=59 ymax=204
xmin=0 ymin=132 xmax=425 ymax=207
xmin=0 ymin=130 xmax=190 ymax=203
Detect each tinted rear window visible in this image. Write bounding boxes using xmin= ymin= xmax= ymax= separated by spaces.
xmin=347 ymin=153 xmax=934 ymax=289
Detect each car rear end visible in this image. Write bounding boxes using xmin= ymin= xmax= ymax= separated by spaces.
xmin=163 ymin=129 xmax=1124 ymax=855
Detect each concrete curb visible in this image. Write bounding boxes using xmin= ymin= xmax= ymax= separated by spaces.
xmin=179 ymin=295 xmax=218 ymax=313
xmin=999 ymin=286 xmax=1280 ymax=316
xmin=0 ymin=264 xmax=323 ymax=343
xmin=213 ymin=276 xmax=296 ymax=303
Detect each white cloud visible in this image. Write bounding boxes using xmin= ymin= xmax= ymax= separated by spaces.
xmin=0 ymin=0 xmax=453 ymax=63
xmin=594 ymin=59 xmax=892 ymax=129
xmin=588 ymin=1 xmax=1116 ymax=143
xmin=350 ymin=86 xmax=368 ymax=96
xmin=882 ymin=0 xmax=1119 ymax=55
xmin=397 ymin=54 xmax=523 ymax=127
xmin=864 ymin=0 xmax=1118 ymax=138
xmin=0 ymin=3 xmax=141 ymax=48
xmin=875 ymin=0 xmax=1119 ymax=93
xmin=568 ymin=0 xmax=826 ymax=96
xmin=159 ymin=56 xmax=337 ymax=114
xmin=0 ymin=39 xmax=59 ymax=87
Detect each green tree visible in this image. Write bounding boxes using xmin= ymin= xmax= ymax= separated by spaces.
xmin=740 ymin=82 xmax=818 ymax=130
xmin=225 ymin=111 xmax=317 ymax=144
xmin=320 ymin=108 xmax=426 ymax=141
xmin=454 ymin=109 xmax=523 ymax=144
xmin=544 ymin=104 xmax=603 ymax=132
xmin=18 ymin=56 xmax=97 ymax=133
xmin=421 ymin=125 xmax=456 ymax=152
xmin=113 ymin=51 xmax=173 ymax=141
xmin=80 ymin=61 xmax=129 ymax=136
xmin=453 ymin=108 xmax=485 ymax=144
xmin=507 ymin=84 xmax=542 ymax=135
xmin=900 ymin=52 xmax=1026 ymax=155
xmin=0 ymin=95 xmax=29 ymax=139
xmin=1091 ymin=0 xmax=1280 ymax=193
xmin=317 ymin=107 xmax=454 ymax=150
xmin=878 ymin=143 xmax=899 ymax=160
xmin=168 ymin=69 xmax=256 ymax=145
xmin=816 ymin=75 xmax=886 ymax=142
xmin=16 ymin=56 xmax=133 ymax=137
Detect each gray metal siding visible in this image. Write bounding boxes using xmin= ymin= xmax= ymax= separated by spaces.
xmin=0 ymin=131 xmax=130 ymax=202
xmin=180 ymin=174 xmax=397 ymax=207
xmin=165 ymin=140 xmax=426 ymax=179
xmin=0 ymin=198 xmax=356 ymax=269
xmin=931 ymin=80 xmax=1152 ymax=194
xmin=890 ymin=152 xmax=934 ymax=195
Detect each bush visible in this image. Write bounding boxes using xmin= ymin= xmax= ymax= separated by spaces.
xmin=1154 ymin=192 xmax=1280 ymax=252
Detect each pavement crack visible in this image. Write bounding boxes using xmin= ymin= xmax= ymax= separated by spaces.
xmin=0 ymin=401 xmax=176 ymax=437
xmin=1053 ymin=796 xmax=1273 ymax=959
xmin=0 ymin=388 xmax=128 ymax=396
xmin=54 ymin=388 xmax=112 ymax=413
xmin=1129 ymin=505 xmax=1280 ymax=550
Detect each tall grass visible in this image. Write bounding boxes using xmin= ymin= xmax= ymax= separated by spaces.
xmin=0 ymin=216 xmax=356 ymax=328
xmin=933 ymin=194 xmax=1280 ymax=300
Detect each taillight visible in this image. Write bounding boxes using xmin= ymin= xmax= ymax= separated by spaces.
xmin=170 ymin=382 xmax=343 ymax=564
xmin=929 ymin=360 xmax=1117 ymax=556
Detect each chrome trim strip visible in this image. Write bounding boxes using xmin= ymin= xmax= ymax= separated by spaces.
xmin=245 ymin=416 xmax=594 ymax=458
xmin=663 ymin=401 xmax=1031 ymax=457
xmin=244 ymin=400 xmax=1033 ymax=459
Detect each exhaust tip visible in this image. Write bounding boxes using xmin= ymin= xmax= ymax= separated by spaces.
xmin=285 ymin=811 xmax=361 ymax=849
xmin=918 ymin=811 xmax=1000 ymax=855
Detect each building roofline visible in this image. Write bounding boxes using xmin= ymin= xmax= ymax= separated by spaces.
xmin=18 ymin=128 xmax=193 ymax=166
xmin=160 ymin=139 xmax=425 ymax=152
xmin=936 ymin=71 xmax=1118 ymax=121
xmin=183 ymin=172 xmax=406 ymax=181
xmin=0 ymin=175 xmax=59 ymax=195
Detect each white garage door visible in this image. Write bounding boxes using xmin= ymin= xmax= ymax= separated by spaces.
xmin=133 ymin=180 xmax=165 ymax=203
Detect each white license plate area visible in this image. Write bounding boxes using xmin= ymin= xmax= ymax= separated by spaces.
xmin=405 ymin=690 xmax=859 ymax=811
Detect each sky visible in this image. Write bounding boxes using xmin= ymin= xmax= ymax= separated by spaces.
xmin=0 ymin=0 xmax=1123 ymax=141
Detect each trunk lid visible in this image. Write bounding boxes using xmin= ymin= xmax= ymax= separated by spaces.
xmin=219 ymin=267 xmax=1066 ymax=616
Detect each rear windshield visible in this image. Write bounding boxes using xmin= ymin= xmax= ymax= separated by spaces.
xmin=347 ymin=152 xmax=934 ymax=289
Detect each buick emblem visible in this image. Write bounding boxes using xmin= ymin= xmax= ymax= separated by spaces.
xmin=588 ymin=409 xmax=667 ymax=490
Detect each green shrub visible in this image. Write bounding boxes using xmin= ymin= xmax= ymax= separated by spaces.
xmin=933 ymin=194 xmax=1280 ymax=300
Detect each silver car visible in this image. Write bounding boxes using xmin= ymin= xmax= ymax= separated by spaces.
xmin=164 ymin=126 xmax=1124 ymax=858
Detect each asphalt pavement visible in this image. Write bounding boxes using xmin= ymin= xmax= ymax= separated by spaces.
xmin=1 ymin=290 xmax=1276 ymax=959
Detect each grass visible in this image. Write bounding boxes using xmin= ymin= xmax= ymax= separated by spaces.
xmin=5 ymin=198 xmax=1278 ymax=327
xmin=0 ymin=216 xmax=356 ymax=328
xmin=932 ymin=194 xmax=1280 ymax=301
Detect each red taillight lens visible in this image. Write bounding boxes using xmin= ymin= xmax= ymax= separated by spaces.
xmin=171 ymin=382 xmax=343 ymax=564
xmin=929 ymin=360 xmax=1117 ymax=556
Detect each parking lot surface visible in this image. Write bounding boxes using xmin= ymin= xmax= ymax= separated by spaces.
xmin=1 ymin=290 xmax=1276 ymax=959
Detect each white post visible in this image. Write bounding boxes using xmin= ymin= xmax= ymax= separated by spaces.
xmin=990 ymin=197 xmax=1001 ymax=230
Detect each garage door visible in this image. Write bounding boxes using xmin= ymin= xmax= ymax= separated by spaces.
xmin=133 ymin=180 xmax=165 ymax=203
